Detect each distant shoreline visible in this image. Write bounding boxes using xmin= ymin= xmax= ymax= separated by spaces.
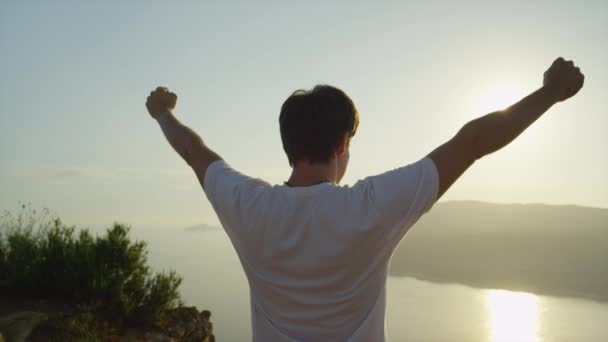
xmin=388 ymin=202 xmax=608 ymax=306
xmin=389 ymin=274 xmax=608 ymax=304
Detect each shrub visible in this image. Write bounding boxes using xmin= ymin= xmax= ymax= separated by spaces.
xmin=0 ymin=205 xmax=182 ymax=325
xmin=29 ymin=304 xmax=104 ymax=342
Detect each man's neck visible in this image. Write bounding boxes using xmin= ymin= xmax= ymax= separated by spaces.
xmin=286 ymin=160 xmax=337 ymax=187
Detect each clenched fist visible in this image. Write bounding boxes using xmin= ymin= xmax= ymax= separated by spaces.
xmin=543 ymin=57 xmax=584 ymax=102
xmin=146 ymin=86 xmax=178 ymax=118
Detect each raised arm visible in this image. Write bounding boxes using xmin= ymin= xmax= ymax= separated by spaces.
xmin=429 ymin=57 xmax=585 ymax=199
xmin=146 ymin=87 xmax=222 ymax=188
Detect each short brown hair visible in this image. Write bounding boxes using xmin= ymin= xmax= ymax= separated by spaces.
xmin=279 ymin=85 xmax=359 ymax=165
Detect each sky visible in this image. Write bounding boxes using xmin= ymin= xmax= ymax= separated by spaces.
xmin=1 ymin=1 xmax=607 ymax=227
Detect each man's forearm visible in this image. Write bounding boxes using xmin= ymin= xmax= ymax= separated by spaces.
xmin=465 ymin=85 xmax=559 ymax=159
xmin=156 ymin=111 xmax=207 ymax=166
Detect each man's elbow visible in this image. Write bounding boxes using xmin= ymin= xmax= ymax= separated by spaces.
xmin=458 ymin=120 xmax=486 ymax=161
xmin=181 ymin=136 xmax=198 ymax=164
xmin=184 ymin=136 xmax=220 ymax=170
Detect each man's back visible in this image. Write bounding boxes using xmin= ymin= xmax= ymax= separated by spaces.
xmin=203 ymin=158 xmax=438 ymax=341
xmin=147 ymin=57 xmax=584 ymax=341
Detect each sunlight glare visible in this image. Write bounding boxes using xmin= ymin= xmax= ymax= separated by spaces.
xmin=486 ymin=289 xmax=539 ymax=342
xmin=476 ymin=84 xmax=528 ymax=114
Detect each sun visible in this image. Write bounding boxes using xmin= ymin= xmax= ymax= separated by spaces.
xmin=475 ymin=83 xmax=528 ymax=114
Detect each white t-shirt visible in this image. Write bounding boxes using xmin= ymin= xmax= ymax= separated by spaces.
xmin=203 ymin=157 xmax=439 ymax=341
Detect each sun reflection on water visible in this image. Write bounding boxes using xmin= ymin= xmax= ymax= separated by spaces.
xmin=486 ymin=289 xmax=539 ymax=342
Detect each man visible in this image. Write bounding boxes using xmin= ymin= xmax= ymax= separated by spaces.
xmin=146 ymin=57 xmax=583 ymax=341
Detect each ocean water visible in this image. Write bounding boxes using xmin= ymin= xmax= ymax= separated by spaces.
xmin=134 ymin=227 xmax=608 ymax=341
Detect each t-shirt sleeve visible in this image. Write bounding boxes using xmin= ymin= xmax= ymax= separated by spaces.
xmin=353 ymin=157 xmax=439 ymax=246
xmin=202 ymin=160 xmax=267 ymax=235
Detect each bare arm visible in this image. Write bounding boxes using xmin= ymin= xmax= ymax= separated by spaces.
xmin=429 ymin=57 xmax=585 ymax=199
xmin=146 ymin=87 xmax=221 ymax=188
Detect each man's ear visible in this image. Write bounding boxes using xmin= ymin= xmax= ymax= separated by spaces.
xmin=335 ymin=133 xmax=349 ymax=157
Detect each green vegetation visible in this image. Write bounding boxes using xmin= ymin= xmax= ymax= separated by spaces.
xmin=0 ymin=205 xmax=183 ymax=326
xmin=28 ymin=304 xmax=107 ymax=342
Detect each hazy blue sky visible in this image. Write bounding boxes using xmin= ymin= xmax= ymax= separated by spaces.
xmin=1 ymin=1 xmax=607 ymax=227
